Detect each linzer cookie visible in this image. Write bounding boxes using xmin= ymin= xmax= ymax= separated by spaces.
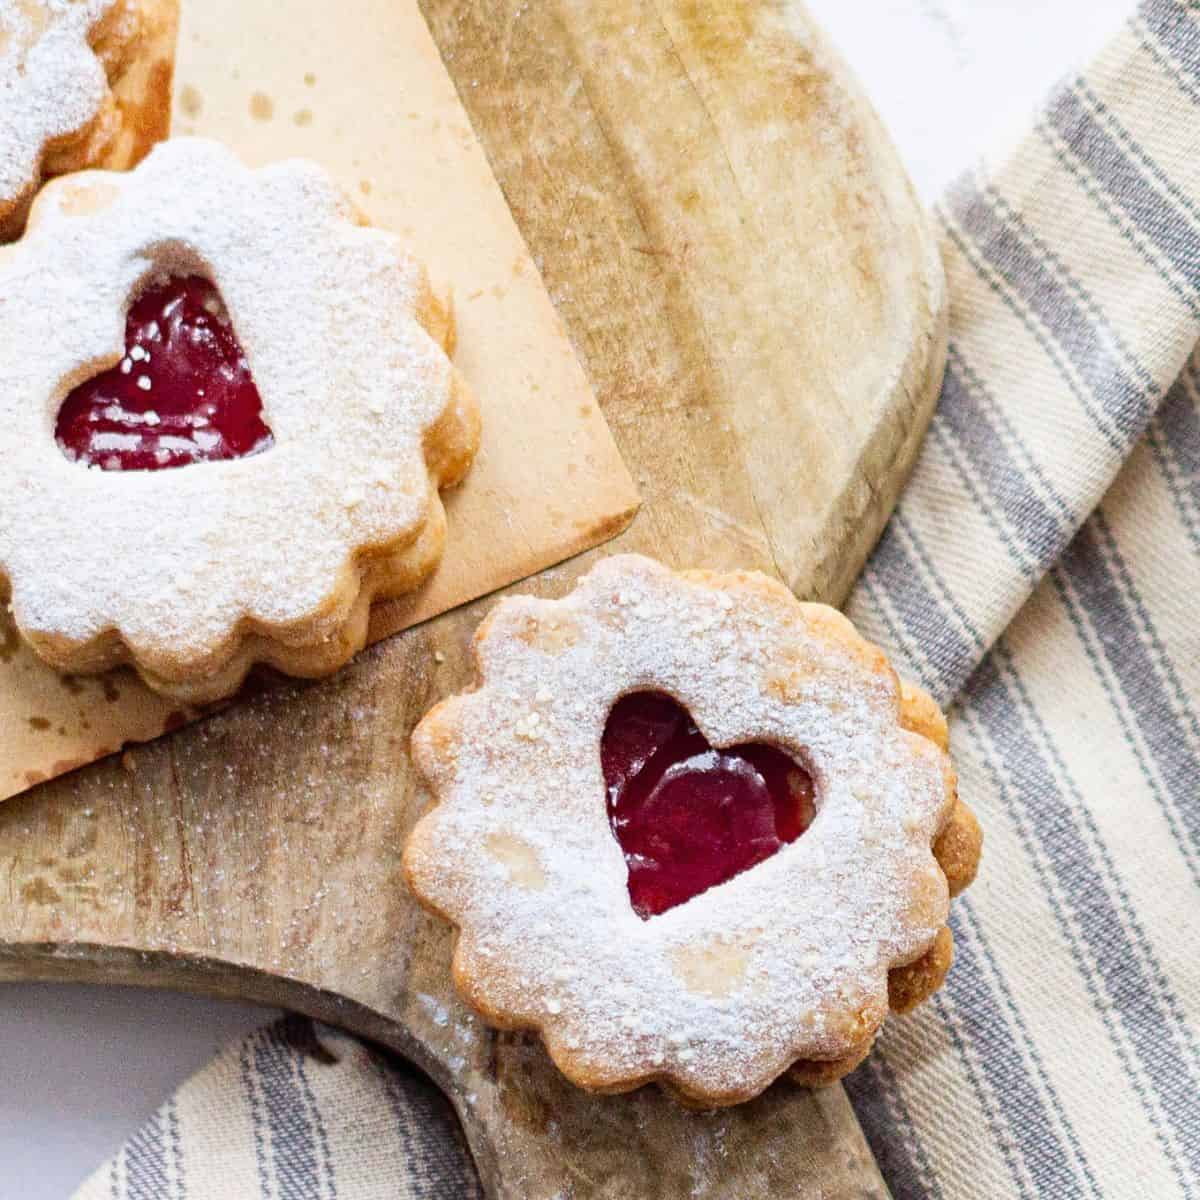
xmin=0 ymin=0 xmax=176 ymax=240
xmin=404 ymin=555 xmax=980 ymax=1106
xmin=0 ymin=137 xmax=480 ymax=703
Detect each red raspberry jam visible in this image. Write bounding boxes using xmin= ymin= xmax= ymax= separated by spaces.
xmin=602 ymin=691 xmax=816 ymax=919
xmin=55 ymin=275 xmax=273 ymax=471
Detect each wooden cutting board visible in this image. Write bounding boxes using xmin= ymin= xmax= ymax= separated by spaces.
xmin=0 ymin=2 xmax=946 ymax=1197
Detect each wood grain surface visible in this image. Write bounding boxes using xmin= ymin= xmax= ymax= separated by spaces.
xmin=0 ymin=2 xmax=945 ymax=1196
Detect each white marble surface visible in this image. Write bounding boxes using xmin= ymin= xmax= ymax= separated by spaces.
xmin=0 ymin=2 xmax=1133 ymax=1196
xmin=815 ymin=0 xmax=1130 ymax=200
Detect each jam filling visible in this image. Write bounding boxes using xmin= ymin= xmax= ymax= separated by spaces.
xmin=55 ymin=275 xmax=273 ymax=471
xmin=602 ymin=691 xmax=816 ymax=919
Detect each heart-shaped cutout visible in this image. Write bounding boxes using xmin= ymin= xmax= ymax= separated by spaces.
xmin=602 ymin=691 xmax=815 ymax=919
xmin=55 ymin=275 xmax=274 ymax=471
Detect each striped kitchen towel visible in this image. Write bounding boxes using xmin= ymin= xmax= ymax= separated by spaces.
xmin=840 ymin=2 xmax=1200 ymax=1194
xmin=76 ymin=1 xmax=1200 ymax=1197
xmin=77 ymin=1016 xmax=483 ymax=1200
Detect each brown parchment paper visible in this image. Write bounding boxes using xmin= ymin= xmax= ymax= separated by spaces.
xmin=0 ymin=0 xmax=640 ymax=801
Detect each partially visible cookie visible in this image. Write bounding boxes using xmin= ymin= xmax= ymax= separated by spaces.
xmin=404 ymin=554 xmax=982 ymax=1107
xmin=0 ymin=0 xmax=178 ymax=241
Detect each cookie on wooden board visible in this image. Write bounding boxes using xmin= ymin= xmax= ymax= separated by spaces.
xmin=405 ymin=554 xmax=981 ymax=1107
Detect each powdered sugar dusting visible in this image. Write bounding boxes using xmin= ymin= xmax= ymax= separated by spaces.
xmin=1 ymin=0 xmax=116 ymax=209
xmin=0 ymin=138 xmax=470 ymax=675
xmin=407 ymin=555 xmax=955 ymax=1102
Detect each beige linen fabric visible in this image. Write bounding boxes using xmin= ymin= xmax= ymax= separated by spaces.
xmin=74 ymin=1018 xmax=481 ymax=1200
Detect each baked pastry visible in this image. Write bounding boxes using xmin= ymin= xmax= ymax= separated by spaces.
xmin=404 ymin=554 xmax=981 ymax=1106
xmin=0 ymin=137 xmax=480 ymax=703
xmin=0 ymin=0 xmax=178 ymax=241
